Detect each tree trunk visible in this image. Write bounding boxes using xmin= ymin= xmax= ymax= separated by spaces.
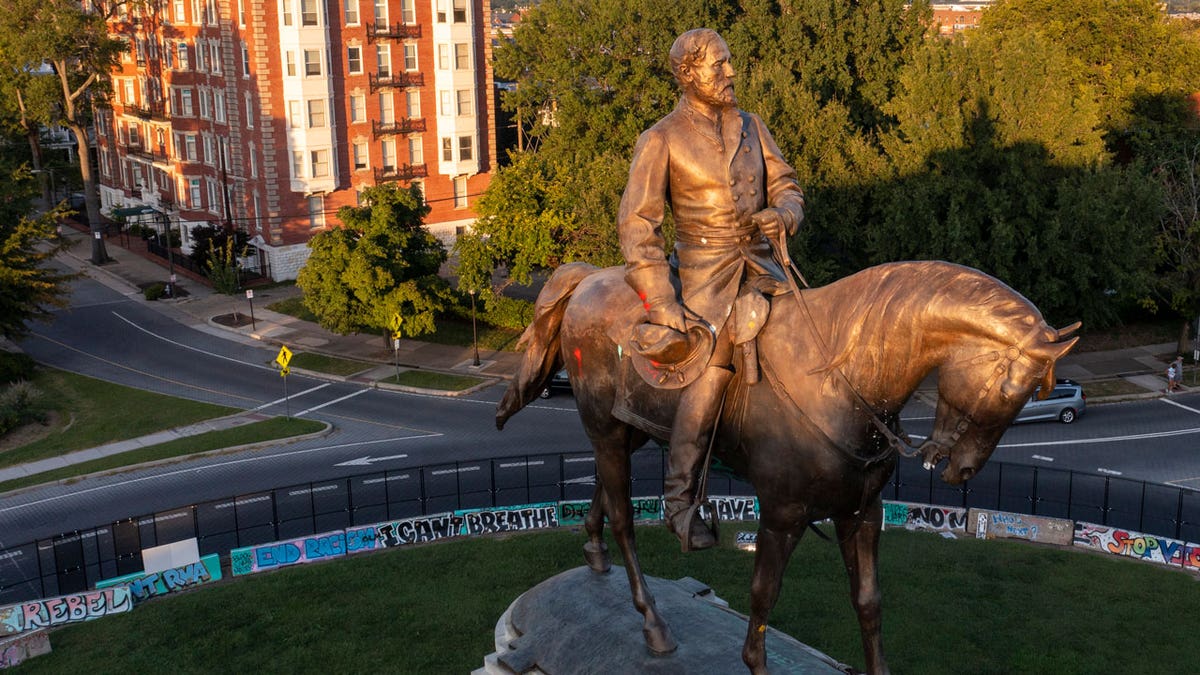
xmin=70 ymin=121 xmax=108 ymax=264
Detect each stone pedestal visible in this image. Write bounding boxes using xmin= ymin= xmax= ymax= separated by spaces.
xmin=475 ymin=566 xmax=848 ymax=674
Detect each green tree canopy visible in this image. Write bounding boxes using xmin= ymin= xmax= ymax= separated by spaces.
xmin=0 ymin=161 xmax=74 ymax=340
xmin=296 ymin=185 xmax=449 ymax=337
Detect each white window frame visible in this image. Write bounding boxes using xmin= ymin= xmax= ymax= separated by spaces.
xmin=350 ymin=94 xmax=366 ymax=123
xmin=307 ymin=98 xmax=327 ymax=128
xmin=347 ymin=45 xmax=362 ymax=74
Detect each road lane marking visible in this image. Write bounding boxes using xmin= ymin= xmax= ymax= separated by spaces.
xmin=1097 ymin=468 xmax=1123 ymax=476
xmin=1031 ymin=455 xmax=1055 ymax=462
xmin=294 ymin=389 xmax=371 ymax=416
xmin=997 ymin=426 xmax=1200 ymax=448
xmin=335 ymin=453 xmax=409 ymax=467
xmin=27 ymin=332 xmax=260 ymax=403
xmin=112 ymin=311 xmax=276 ymax=371
xmin=252 ymin=383 xmax=332 ymax=411
xmin=0 ymin=433 xmax=443 ymax=515
xmin=1160 ymin=398 xmax=1200 ymax=415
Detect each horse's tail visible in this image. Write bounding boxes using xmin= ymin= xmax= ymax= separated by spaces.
xmin=496 ymin=262 xmax=599 ymax=430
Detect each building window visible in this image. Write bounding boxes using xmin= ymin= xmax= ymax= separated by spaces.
xmin=379 ymin=92 xmax=394 ymax=123
xmin=453 ymin=175 xmax=467 ymax=208
xmin=456 ymin=89 xmax=471 ymax=116
xmin=300 ymin=0 xmax=319 ymax=25
xmin=285 ymin=51 xmax=296 ymax=77
xmin=308 ymin=99 xmax=326 ymax=127
xmin=196 ymin=40 xmax=206 ymax=71
xmin=344 ymin=0 xmax=359 ymax=24
xmin=203 ymin=135 xmax=214 ymax=164
xmin=177 ymin=43 xmax=190 ymax=69
xmin=174 ymin=0 xmax=185 ymax=22
xmin=376 ymin=44 xmax=391 ymax=77
xmin=246 ymin=92 xmax=255 ymax=128
xmin=373 ymin=0 xmax=386 ymax=22
xmin=408 ymin=136 xmax=423 ymax=165
xmin=282 ymin=0 xmax=293 ymax=26
xmin=439 ymin=90 xmax=451 ymax=116
xmin=189 ymin=178 xmax=202 ymax=207
xmin=249 ymin=142 xmax=258 ymax=177
xmin=241 ymin=43 xmax=250 ymax=76
xmin=403 ymin=43 xmax=417 ymax=70
xmin=458 ymin=135 xmax=473 ymax=161
xmin=288 ymin=100 xmax=301 ymax=128
xmin=400 ymin=0 xmax=414 ymax=23
xmin=214 ymin=90 xmax=226 ymax=123
xmin=207 ymin=179 xmax=220 ymax=213
xmin=405 ymin=90 xmax=420 ymax=118
xmin=454 ymin=43 xmax=469 ymax=70
xmin=437 ymin=44 xmax=449 ymax=70
xmin=128 ymin=123 xmax=141 ymax=146
xmin=311 ymin=149 xmax=330 ymax=177
xmin=304 ymin=49 xmax=322 ymax=76
xmin=347 ymin=45 xmax=362 ymax=74
xmin=441 ymin=137 xmax=452 ymax=162
xmin=452 ymin=0 xmax=466 ymax=22
xmin=353 ymin=141 xmax=368 ymax=170
xmin=381 ymin=139 xmax=396 ymax=169
xmin=199 ymin=88 xmax=211 ymax=119
xmin=292 ymin=151 xmax=304 ymax=178
xmin=435 ymin=0 xmax=446 ymax=22
xmin=238 ymin=0 xmax=245 ymax=25
xmin=209 ymin=42 xmax=221 ymax=73
xmin=164 ymin=41 xmax=174 ymax=68
xmin=179 ymin=88 xmax=194 ymax=116
xmin=186 ymin=134 xmax=198 ymax=160
xmin=308 ymin=195 xmax=325 ymax=228
xmin=350 ymin=94 xmax=366 ymax=123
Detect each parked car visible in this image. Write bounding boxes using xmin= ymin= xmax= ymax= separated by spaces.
xmin=1015 ymin=379 xmax=1086 ymax=424
xmin=540 ymin=369 xmax=571 ymax=399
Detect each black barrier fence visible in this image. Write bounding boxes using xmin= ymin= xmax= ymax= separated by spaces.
xmin=2 ymin=453 xmax=1197 ymax=605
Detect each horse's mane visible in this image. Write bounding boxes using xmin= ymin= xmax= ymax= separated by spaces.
xmin=804 ymin=261 xmax=1043 ymax=386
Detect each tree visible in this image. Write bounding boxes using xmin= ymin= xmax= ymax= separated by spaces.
xmin=296 ymin=184 xmax=449 ymax=337
xmin=1148 ymin=139 xmax=1200 ymax=351
xmin=0 ymin=0 xmax=127 ymax=265
xmin=0 ymin=162 xmax=74 ymax=341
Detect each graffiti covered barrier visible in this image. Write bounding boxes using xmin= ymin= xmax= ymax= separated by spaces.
xmin=0 ymin=587 xmax=132 ymax=636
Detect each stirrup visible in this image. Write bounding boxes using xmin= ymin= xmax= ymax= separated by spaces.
xmin=672 ymin=498 xmax=719 ymax=553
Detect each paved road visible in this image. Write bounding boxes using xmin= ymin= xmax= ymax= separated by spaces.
xmin=4 ymin=271 xmax=1200 ymax=548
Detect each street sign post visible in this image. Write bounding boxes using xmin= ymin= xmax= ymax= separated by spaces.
xmin=392 ymin=332 xmax=401 ymax=381
xmin=245 ymin=289 xmax=256 ymax=331
xmin=275 ymin=345 xmax=293 ymax=417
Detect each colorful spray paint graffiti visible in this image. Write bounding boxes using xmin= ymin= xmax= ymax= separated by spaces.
xmin=346 ymin=513 xmax=466 ymax=553
xmin=557 ymin=498 xmax=663 ymax=526
xmin=882 ymin=501 xmax=968 ymax=534
xmin=1073 ymin=522 xmax=1200 ymax=570
xmin=95 ymin=554 xmax=222 ymax=604
xmin=0 ymin=587 xmax=132 ymax=636
xmin=0 ymin=630 xmax=51 ymax=668
xmin=457 ymin=503 xmax=559 ymax=535
xmin=967 ymin=509 xmax=1074 ymax=545
xmin=230 ymin=530 xmax=348 ymax=576
xmin=698 ymin=496 xmax=758 ymax=522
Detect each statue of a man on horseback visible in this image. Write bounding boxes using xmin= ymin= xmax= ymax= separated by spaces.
xmin=618 ymin=28 xmax=808 ymax=551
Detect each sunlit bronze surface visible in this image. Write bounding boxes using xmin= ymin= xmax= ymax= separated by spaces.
xmin=497 ymin=260 xmax=1079 ymax=674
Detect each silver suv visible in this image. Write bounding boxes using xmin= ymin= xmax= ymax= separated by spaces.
xmin=1015 ymin=379 xmax=1086 ymax=424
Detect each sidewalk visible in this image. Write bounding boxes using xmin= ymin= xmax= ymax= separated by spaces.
xmin=14 ymin=224 xmax=1188 ymax=486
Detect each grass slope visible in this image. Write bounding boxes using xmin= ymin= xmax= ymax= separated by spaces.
xmin=18 ymin=527 xmax=1198 ymax=674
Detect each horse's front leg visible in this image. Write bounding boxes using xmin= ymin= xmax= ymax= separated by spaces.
xmin=741 ymin=522 xmax=803 ymax=674
xmin=594 ymin=438 xmax=676 ymax=654
xmin=834 ymin=498 xmax=889 ymax=675
xmin=583 ymin=482 xmax=610 ymax=572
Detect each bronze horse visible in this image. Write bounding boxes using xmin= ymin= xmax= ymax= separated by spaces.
xmin=496 ymin=260 xmax=1080 ymax=674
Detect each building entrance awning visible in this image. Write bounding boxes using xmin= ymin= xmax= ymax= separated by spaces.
xmin=110 ymin=205 xmax=159 ymax=218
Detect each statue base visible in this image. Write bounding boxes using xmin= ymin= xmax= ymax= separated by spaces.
xmin=474 ymin=566 xmax=849 ymax=674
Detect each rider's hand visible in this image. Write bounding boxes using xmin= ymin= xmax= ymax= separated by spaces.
xmin=646 ymin=299 xmax=687 ymax=333
xmin=751 ymin=208 xmax=790 ymax=243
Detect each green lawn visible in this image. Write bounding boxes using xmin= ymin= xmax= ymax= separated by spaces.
xmin=288 ymin=352 xmax=373 ymax=376
xmin=17 ymin=527 xmax=1198 ymax=674
xmin=0 ymin=417 xmax=326 ymax=494
xmin=0 ymin=369 xmax=238 ymax=469
xmin=377 ymin=369 xmax=487 ymax=391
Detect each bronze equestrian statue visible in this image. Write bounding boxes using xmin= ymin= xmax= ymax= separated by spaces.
xmin=495 ymin=28 xmax=1081 ymax=675
xmin=619 ymin=28 xmax=806 ymax=552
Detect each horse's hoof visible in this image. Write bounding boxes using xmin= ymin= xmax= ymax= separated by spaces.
xmin=644 ymin=625 xmax=678 ymax=655
xmin=583 ymin=541 xmax=610 ymax=573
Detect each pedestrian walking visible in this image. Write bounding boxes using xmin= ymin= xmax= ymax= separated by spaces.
xmin=1167 ymin=363 xmax=1178 ymax=393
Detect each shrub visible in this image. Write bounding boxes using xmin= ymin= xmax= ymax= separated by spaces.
xmin=482 ymin=295 xmax=534 ymax=330
xmin=0 ymin=380 xmax=47 ymax=436
xmin=144 ymin=283 xmax=166 ymax=301
xmin=0 ymin=351 xmax=36 ymax=385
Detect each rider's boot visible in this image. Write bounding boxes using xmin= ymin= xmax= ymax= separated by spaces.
xmin=664 ymin=365 xmax=734 ymax=552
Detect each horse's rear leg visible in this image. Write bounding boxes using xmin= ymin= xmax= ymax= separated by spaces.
xmin=583 ymin=482 xmax=610 ymax=573
xmin=835 ymin=500 xmax=889 ymax=675
xmin=595 ymin=435 xmax=676 ymax=654
xmin=741 ymin=522 xmax=803 ymax=675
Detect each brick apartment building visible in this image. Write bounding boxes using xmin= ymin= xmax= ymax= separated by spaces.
xmin=929 ymin=2 xmax=991 ymax=36
xmin=96 ymin=0 xmax=495 ymax=280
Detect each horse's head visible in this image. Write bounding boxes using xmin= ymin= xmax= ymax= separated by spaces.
xmin=919 ymin=320 xmax=1081 ymax=485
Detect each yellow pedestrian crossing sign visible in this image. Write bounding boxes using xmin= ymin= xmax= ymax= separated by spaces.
xmin=388 ymin=313 xmax=402 ymax=332
xmin=275 ymin=345 xmax=293 ymax=370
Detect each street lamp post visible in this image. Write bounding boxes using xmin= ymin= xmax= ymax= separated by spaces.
xmin=469 ymin=289 xmax=480 ymax=367
xmin=160 ymin=204 xmax=176 ymax=297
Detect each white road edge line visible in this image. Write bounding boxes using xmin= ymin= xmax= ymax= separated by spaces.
xmin=112 ymin=311 xmax=276 ymax=371
xmin=0 ymin=433 xmax=444 ymax=514
xmin=1160 ymin=397 xmax=1200 ymax=415
xmin=294 ymin=388 xmax=371 ymax=416
xmin=1031 ymin=455 xmax=1055 ymax=462
xmin=253 ymin=383 xmax=332 ymax=411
